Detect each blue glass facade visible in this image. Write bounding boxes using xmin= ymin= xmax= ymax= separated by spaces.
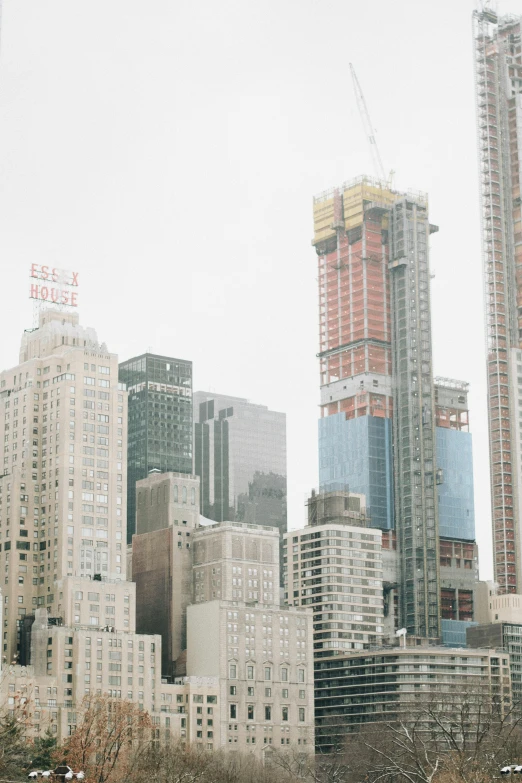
xmin=318 ymin=413 xmax=393 ymax=530
xmin=441 ymin=619 xmax=477 ymax=648
xmin=436 ymin=428 xmax=475 ymax=541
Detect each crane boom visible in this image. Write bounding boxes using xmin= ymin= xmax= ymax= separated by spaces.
xmin=349 ymin=63 xmax=386 ymax=184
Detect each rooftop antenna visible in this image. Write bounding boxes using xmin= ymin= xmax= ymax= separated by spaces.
xmin=350 ymin=63 xmax=389 ymax=186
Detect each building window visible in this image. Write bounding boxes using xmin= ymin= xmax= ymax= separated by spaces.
xmin=264 ymin=705 xmax=271 ymax=721
xmin=264 ymin=667 xmax=271 ymax=680
xmin=247 ymin=705 xmax=254 ymax=721
xmin=229 ymin=704 xmax=237 ymax=720
xmin=229 ymin=664 xmax=237 ymax=679
xmin=298 ymin=669 xmax=305 ymax=683
xmin=281 ymin=668 xmax=288 ymax=682
xmin=247 ymin=665 xmax=254 ymax=680
xmin=299 ymin=707 xmax=305 ymax=722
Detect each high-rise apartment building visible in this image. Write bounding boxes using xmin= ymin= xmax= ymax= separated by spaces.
xmin=118 ymin=353 xmax=192 ymax=543
xmin=0 ymin=310 xmax=127 ymax=663
xmin=313 ymin=177 xmax=440 ymax=638
xmin=473 ymin=9 xmax=522 ymax=594
xmin=283 ymin=490 xmax=385 ymax=657
xmin=193 ymin=392 xmax=287 ymax=582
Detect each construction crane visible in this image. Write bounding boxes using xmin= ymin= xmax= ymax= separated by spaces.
xmin=349 ymin=63 xmax=387 ymax=185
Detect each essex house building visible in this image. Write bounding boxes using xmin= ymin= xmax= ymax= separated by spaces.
xmin=0 ymin=310 xmax=128 ymax=663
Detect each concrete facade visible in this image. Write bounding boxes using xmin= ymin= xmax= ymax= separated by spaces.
xmin=1 ymin=616 xmax=221 ymax=749
xmin=284 ymin=514 xmax=384 ymax=657
xmin=135 ymin=471 xmax=200 ymax=535
xmin=187 ymin=600 xmax=314 ymax=755
xmin=193 ymin=522 xmax=279 ymax=606
xmin=475 ymin=580 xmax=522 ymax=624
xmin=133 ymin=527 xmax=192 ymax=675
xmin=133 ymin=472 xmax=199 ymax=674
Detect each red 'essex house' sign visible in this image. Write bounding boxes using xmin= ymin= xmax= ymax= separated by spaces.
xmin=29 ymin=264 xmax=79 ymax=307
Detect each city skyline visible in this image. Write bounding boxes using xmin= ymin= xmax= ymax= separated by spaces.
xmin=0 ymin=1 xmax=522 ymax=760
xmin=0 ymin=0 xmax=502 ymax=581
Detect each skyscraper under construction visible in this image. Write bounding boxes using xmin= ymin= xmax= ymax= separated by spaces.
xmin=473 ymin=8 xmax=522 ymax=593
xmin=313 ymin=176 xmax=441 ymax=639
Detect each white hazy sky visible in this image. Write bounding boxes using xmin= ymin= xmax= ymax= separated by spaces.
xmin=0 ymin=0 xmax=516 ymax=580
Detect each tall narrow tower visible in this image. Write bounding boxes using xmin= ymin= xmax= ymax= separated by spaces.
xmin=313 ymin=176 xmax=440 ymax=639
xmin=473 ymin=9 xmax=522 ymax=593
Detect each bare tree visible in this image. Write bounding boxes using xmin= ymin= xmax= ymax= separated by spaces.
xmin=58 ymin=695 xmax=151 ymax=783
xmin=127 ymin=743 xmax=307 ymax=783
xmin=0 ymin=688 xmax=38 ymax=781
xmin=345 ymin=686 xmax=522 ymax=783
xmin=270 ymin=745 xmax=351 ymax=783
xmin=126 ymin=741 xmax=214 ymax=783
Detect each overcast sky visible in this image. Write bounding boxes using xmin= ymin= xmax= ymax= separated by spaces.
xmin=0 ymin=0 xmax=515 ymax=580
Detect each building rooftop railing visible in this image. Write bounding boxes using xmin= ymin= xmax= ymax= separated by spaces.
xmin=434 ymin=376 xmax=470 ymax=392
xmin=313 ymin=174 xmax=428 ymax=206
xmin=196 ymin=520 xmax=279 ymax=534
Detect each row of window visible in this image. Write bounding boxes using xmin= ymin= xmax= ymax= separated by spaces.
xmin=229 ymin=703 xmax=306 ymax=722
xmin=229 ymin=664 xmax=305 ymax=682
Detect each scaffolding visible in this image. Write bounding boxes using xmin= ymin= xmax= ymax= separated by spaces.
xmin=313 ymin=181 xmax=441 ymax=637
xmin=389 ymin=197 xmax=440 ymax=640
xmin=433 ymin=377 xmax=469 ymax=392
xmin=315 ymin=180 xmax=394 ymax=396
xmin=434 ymin=377 xmax=470 ymax=431
xmin=306 ymin=487 xmax=370 ymax=528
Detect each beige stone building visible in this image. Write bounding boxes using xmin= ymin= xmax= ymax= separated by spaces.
xmin=192 ymin=521 xmax=279 ymax=606
xmin=0 ymin=310 xmax=127 ymax=664
xmin=1 ymin=613 xmax=221 ymax=748
xmin=187 ymin=601 xmax=314 ymax=755
xmin=475 ymin=580 xmax=522 ymax=624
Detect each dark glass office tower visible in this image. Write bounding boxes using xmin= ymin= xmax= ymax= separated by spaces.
xmin=194 ymin=392 xmax=287 ymax=584
xmin=119 ymin=353 xmax=193 ymax=541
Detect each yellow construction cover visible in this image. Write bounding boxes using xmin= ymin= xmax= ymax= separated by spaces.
xmin=313 ymin=180 xmax=396 ymax=244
